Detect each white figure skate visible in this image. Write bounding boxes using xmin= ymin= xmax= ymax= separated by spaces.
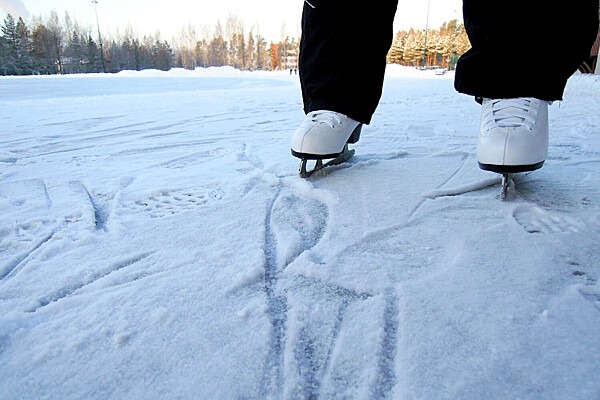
xmin=477 ymin=98 xmax=549 ymax=199
xmin=291 ymin=110 xmax=363 ymax=178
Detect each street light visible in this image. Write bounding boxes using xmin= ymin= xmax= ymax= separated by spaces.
xmin=92 ymin=0 xmax=106 ymax=72
xmin=422 ymin=0 xmax=431 ymax=68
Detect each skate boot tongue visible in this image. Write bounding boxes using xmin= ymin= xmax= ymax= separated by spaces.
xmin=307 ymin=111 xmax=344 ymax=128
xmin=495 ymin=107 xmax=526 ymax=127
xmin=488 ymin=98 xmax=538 ymax=130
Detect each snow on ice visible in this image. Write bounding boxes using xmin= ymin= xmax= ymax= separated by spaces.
xmin=1 ymin=66 xmax=600 ymax=399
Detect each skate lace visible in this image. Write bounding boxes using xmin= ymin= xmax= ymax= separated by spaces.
xmin=483 ymin=98 xmax=539 ymax=132
xmin=307 ymin=111 xmax=345 ymax=129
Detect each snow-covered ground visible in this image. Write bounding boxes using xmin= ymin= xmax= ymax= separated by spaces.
xmin=1 ymin=66 xmax=599 ymax=399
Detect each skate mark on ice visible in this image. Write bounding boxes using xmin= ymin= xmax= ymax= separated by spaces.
xmin=73 ymin=181 xmax=111 ymax=231
xmin=0 ymin=154 xmax=18 ymax=164
xmin=0 ymin=179 xmax=57 ymax=280
xmin=578 ymin=287 xmax=600 ymax=313
xmin=107 ymin=140 xmax=220 ymax=158
xmin=374 ymin=292 xmax=400 ymax=399
xmin=260 ymin=187 xmax=329 ymax=398
xmin=0 ymin=230 xmax=57 ymax=281
xmin=512 ymin=204 xmax=584 ymax=234
xmin=419 ymin=151 xmax=497 ymax=200
xmin=0 ymin=178 xmax=52 ymax=210
xmin=270 ymin=193 xmax=328 ymax=267
xmin=44 ymin=181 xmax=109 ymax=231
xmin=550 ymin=143 xmax=584 ymax=161
xmin=154 ymin=148 xmax=229 ymax=169
xmin=287 ymin=281 xmax=399 ymax=400
xmin=423 ymin=176 xmax=500 ymax=199
xmin=317 ymin=293 xmax=400 ymax=399
xmin=236 ymin=142 xmax=266 ymax=173
xmin=75 ymin=177 xmax=134 ymax=231
xmin=286 ymin=277 xmax=371 ymax=399
xmin=293 ymin=327 xmax=324 ymax=400
xmin=41 ymin=115 xmax=124 ymax=130
xmin=409 ymin=152 xmax=471 ymax=218
xmin=259 ymin=188 xmax=287 ymax=399
xmin=125 ymin=186 xmax=225 ymax=219
xmin=28 ymin=252 xmax=154 ymax=313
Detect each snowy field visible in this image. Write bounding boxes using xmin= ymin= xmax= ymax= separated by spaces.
xmin=1 ymin=66 xmax=599 ymax=399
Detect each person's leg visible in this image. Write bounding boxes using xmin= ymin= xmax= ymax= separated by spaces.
xmin=455 ymin=0 xmax=599 ymax=100
xmin=299 ymin=0 xmax=398 ymax=125
xmin=455 ymin=0 xmax=599 ymax=183
xmin=291 ymin=0 xmax=397 ymax=171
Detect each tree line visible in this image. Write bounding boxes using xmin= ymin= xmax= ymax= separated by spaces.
xmin=0 ymin=11 xmax=470 ymax=76
xmin=388 ymin=19 xmax=471 ymax=69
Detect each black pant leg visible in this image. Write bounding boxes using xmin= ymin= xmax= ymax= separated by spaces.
xmin=455 ymin=0 xmax=600 ymax=101
xmin=299 ymin=0 xmax=398 ymax=124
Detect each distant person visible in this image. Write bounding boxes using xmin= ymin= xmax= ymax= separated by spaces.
xmin=291 ymin=0 xmax=600 ymax=180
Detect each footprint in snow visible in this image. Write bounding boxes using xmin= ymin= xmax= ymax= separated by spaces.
xmin=512 ymin=204 xmax=584 ymax=234
xmin=127 ymin=187 xmax=225 ymax=218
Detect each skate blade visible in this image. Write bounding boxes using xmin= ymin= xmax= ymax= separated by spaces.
xmin=299 ymin=146 xmax=355 ymax=178
xmin=500 ymin=173 xmax=511 ymax=201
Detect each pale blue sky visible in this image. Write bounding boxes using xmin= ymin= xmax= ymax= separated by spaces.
xmin=1 ymin=0 xmax=462 ymax=41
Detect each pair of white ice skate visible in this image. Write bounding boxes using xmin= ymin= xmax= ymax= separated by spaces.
xmin=291 ymin=98 xmax=549 ymax=198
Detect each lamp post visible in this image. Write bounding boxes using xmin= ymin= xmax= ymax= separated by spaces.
xmin=422 ymin=0 xmax=431 ymax=68
xmin=92 ymin=0 xmax=106 ymax=72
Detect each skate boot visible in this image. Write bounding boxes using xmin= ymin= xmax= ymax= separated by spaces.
xmin=477 ymin=97 xmax=549 ymax=199
xmin=291 ymin=110 xmax=363 ymax=177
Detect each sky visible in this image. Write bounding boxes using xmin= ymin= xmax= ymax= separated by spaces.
xmin=0 ymin=0 xmax=462 ymax=42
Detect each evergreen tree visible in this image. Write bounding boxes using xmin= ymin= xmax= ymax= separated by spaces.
xmin=15 ymin=17 xmax=33 ymax=74
xmin=86 ymin=35 xmax=101 ymax=73
xmin=0 ymin=32 xmax=5 ymax=74
xmin=209 ymin=22 xmax=228 ymax=67
xmin=155 ymin=40 xmax=172 ymax=71
xmin=64 ymin=28 xmax=83 ymax=73
xmin=0 ymin=14 xmax=17 ymax=75
xmin=245 ymin=31 xmax=255 ymax=70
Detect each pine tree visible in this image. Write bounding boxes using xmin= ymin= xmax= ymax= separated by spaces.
xmin=155 ymin=40 xmax=172 ymax=71
xmin=246 ymin=31 xmax=255 ymax=70
xmin=64 ymin=29 xmax=83 ymax=73
xmin=86 ymin=35 xmax=101 ymax=73
xmin=0 ymin=32 xmax=5 ymax=74
xmin=209 ymin=22 xmax=228 ymax=67
xmin=0 ymin=14 xmax=17 ymax=75
xmin=15 ymin=17 xmax=33 ymax=74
